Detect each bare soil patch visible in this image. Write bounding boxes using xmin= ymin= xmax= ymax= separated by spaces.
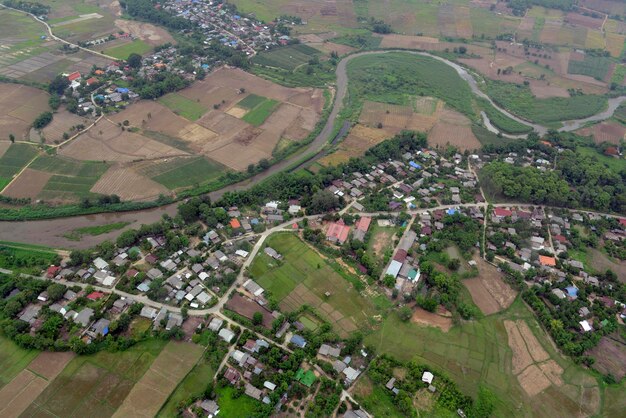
xmin=319 ymin=123 xmax=390 ymax=166
xmin=90 ymin=165 xmax=171 ymax=201
xmin=308 ymin=41 xmax=356 ymax=56
xmin=576 ymin=121 xmax=626 ymax=144
xmin=504 ymin=320 xmax=534 ymax=374
xmin=40 ymin=110 xmax=90 ymax=145
xmin=529 ymin=81 xmax=571 ymax=98
xmin=428 ymin=109 xmax=481 ymax=151
xmin=378 ymin=34 xmax=440 ymax=50
xmin=464 ymin=257 xmax=516 ymax=315
xmin=517 ymin=320 xmax=550 ymax=362
xmin=26 ymin=351 xmax=74 ymax=380
xmin=0 ymin=370 xmax=47 ymax=418
xmin=410 ymin=307 xmax=453 ymax=332
xmin=0 ymin=83 xmax=50 ymax=141
xmin=518 ymin=364 xmax=551 ymax=397
xmin=114 ymin=19 xmax=175 ymax=46
xmin=2 ymin=169 xmax=52 ymax=199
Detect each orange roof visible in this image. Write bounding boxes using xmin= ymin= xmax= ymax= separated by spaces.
xmin=230 ymin=218 xmax=241 ymax=229
xmin=355 ymin=216 xmax=371 ymax=232
xmin=94 ymin=69 xmax=105 ymax=75
xmin=67 ymin=71 xmax=81 ymax=81
xmin=86 ymin=77 xmax=98 ymax=85
xmin=539 ymin=255 xmax=556 ymax=266
xmin=326 ymin=221 xmax=350 ymax=244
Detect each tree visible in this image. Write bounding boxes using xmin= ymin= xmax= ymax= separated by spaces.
xmin=252 ymin=312 xmax=263 ymax=326
xmin=48 ymin=75 xmax=70 ymax=95
xmin=127 ymin=53 xmax=142 ymax=69
xmin=8 ymin=133 xmax=15 ymax=143
xmin=46 ymin=284 xmax=66 ymax=302
xmin=398 ymin=306 xmax=412 ymax=322
xmin=33 ymin=112 xmax=53 ymax=129
xmin=308 ymin=190 xmax=338 ymax=214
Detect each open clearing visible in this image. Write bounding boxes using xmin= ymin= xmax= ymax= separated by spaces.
xmin=114 ymin=19 xmax=175 ymax=47
xmin=0 ymin=83 xmax=50 ymax=141
xmin=410 ymin=307 xmax=453 ymax=332
xmin=112 ymin=341 xmax=203 ymax=418
xmin=319 ymin=123 xmax=390 ymax=166
xmin=464 ymin=257 xmax=517 ymax=315
xmin=250 ymin=233 xmax=378 ymax=337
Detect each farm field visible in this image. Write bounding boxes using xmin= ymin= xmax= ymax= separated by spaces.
xmin=112 ymin=341 xmax=203 ymax=418
xmin=241 ymin=97 xmax=280 ymax=126
xmin=138 ymin=156 xmax=226 ymax=191
xmin=567 ymin=54 xmax=612 ymax=81
xmin=250 ymin=233 xmax=378 ymax=336
xmin=23 ymin=338 xmax=167 ymax=417
xmin=0 ymin=83 xmax=50 ymax=141
xmin=0 ymin=336 xmax=39 ymax=389
xmin=103 ymin=39 xmax=152 ymax=60
xmin=0 ymin=9 xmax=109 ymax=83
xmin=252 ymin=43 xmax=321 ymax=70
xmin=0 ymin=143 xmax=39 ymax=190
xmin=158 ymin=93 xmax=208 ymax=121
xmin=576 ymin=120 xmax=626 ymax=144
xmin=318 ymin=123 xmax=391 ymax=166
xmin=0 ymin=240 xmax=60 ymax=273
xmin=364 ymin=298 xmax=604 ymax=418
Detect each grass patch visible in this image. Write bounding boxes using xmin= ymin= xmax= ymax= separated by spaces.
xmin=478 ymin=98 xmax=532 ymax=134
xmin=140 ymin=157 xmax=226 ymax=190
xmin=241 ymin=98 xmax=280 ymax=126
xmin=236 ymin=93 xmax=267 ymax=109
xmin=485 ymin=79 xmax=607 ymax=124
xmin=63 ymin=221 xmax=130 ymax=241
xmin=610 ymin=64 xmax=626 ymax=85
xmin=0 ymin=335 xmax=39 ymax=389
xmin=38 ymin=161 xmax=109 ymax=201
xmin=471 ymin=125 xmax=519 ymax=148
xmin=214 ymin=385 xmax=260 ymax=418
xmin=0 ymin=143 xmax=38 ymax=180
xmin=252 ymin=43 xmax=320 ymax=70
xmin=104 ymin=39 xmax=152 ymax=60
xmin=158 ymin=93 xmax=208 ymax=121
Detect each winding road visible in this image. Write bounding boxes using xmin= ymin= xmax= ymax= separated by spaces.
xmin=2 ymin=49 xmax=626 ymax=248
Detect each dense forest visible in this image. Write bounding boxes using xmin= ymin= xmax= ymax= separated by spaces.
xmin=2 ymin=0 xmax=50 ymax=15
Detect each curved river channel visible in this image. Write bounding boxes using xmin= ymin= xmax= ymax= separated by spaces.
xmin=3 ymin=50 xmax=626 ymax=248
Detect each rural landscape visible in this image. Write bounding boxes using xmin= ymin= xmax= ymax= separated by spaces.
xmin=0 ymin=0 xmax=626 ymax=417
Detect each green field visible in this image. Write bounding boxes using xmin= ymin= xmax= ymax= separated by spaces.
xmin=23 ymin=339 xmax=167 ymax=417
xmin=0 ymin=10 xmax=52 ymax=67
xmin=0 ymin=240 xmax=59 ymax=273
xmin=236 ymin=93 xmax=267 ymax=109
xmin=242 ymin=98 xmax=280 ymax=126
xmin=158 ymin=93 xmax=208 ymax=121
xmin=485 ymin=79 xmax=607 ymax=124
xmin=214 ymin=385 xmax=260 ymax=418
xmin=471 ymin=125 xmax=519 ymax=148
xmin=36 ymin=159 xmax=109 ymax=201
xmin=0 ymin=336 xmax=39 ymax=389
xmin=364 ymin=298 xmax=603 ymax=417
xmin=348 ymin=53 xmax=473 ymax=112
xmin=103 ymin=39 xmax=152 ymax=59
xmin=140 ymin=156 xmax=226 ymax=190
xmin=567 ymin=55 xmax=612 ymax=81
xmin=252 ymin=44 xmax=321 ymax=70
xmin=478 ymin=98 xmax=533 ymax=134
xmin=0 ymin=144 xmax=39 ymax=188
xmin=157 ymin=359 xmax=215 ymax=417
xmin=250 ymin=233 xmax=378 ymax=334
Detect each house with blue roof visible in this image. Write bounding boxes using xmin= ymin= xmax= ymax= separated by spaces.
xmin=116 ymin=87 xmax=129 ymax=94
xmin=409 ymin=161 xmax=421 ymax=169
xmin=447 ymin=208 xmax=459 ymax=215
xmin=565 ymin=286 xmax=578 ymax=299
xmin=290 ymin=334 xmax=307 ymax=348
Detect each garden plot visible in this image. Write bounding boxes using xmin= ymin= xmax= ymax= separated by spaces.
xmin=464 ymin=257 xmax=517 ymax=315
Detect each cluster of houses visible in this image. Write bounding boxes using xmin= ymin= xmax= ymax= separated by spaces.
xmin=325 ymin=149 xmax=483 ymax=214
xmin=487 ymin=206 xmax=626 ymax=333
xmin=164 ymin=0 xmax=287 ymax=55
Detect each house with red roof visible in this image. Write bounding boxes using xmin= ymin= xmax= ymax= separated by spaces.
xmin=67 ymin=71 xmax=81 ymax=81
xmin=355 ymin=216 xmax=371 ymax=232
xmin=86 ymin=291 xmax=105 ymax=300
xmin=230 ymin=218 xmax=241 ymax=229
xmin=493 ymin=208 xmax=513 ymax=218
xmin=326 ymin=220 xmax=350 ymax=244
xmin=86 ymin=77 xmax=98 ymax=86
xmin=539 ymin=255 xmax=556 ymax=267
xmin=46 ymin=265 xmax=61 ymax=279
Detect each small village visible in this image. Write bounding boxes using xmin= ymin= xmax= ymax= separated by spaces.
xmin=2 ymin=133 xmax=625 ymax=416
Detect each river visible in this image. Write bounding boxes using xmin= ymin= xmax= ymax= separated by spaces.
xmin=2 ymin=50 xmax=625 ymax=249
